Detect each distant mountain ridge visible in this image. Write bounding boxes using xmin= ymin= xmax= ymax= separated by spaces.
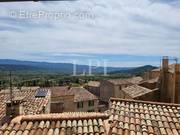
xmin=0 ymin=59 xmax=131 ymax=74
xmin=0 ymin=59 xmax=157 ymax=75
xmin=109 ymin=65 xmax=158 ymax=76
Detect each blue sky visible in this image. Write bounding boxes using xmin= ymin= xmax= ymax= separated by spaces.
xmin=0 ymin=0 xmax=180 ymax=67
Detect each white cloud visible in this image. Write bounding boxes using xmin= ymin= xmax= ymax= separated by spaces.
xmin=0 ymin=0 xmax=180 ymax=65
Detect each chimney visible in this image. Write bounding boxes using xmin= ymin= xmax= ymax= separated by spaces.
xmin=175 ymin=63 xmax=180 ymax=103
xmin=6 ymin=97 xmax=24 ymax=118
xmin=162 ymin=56 xmax=169 ymax=71
xmin=160 ymin=56 xmax=169 ymax=102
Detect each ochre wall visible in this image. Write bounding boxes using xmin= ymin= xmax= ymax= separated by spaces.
xmin=74 ymin=99 xmax=99 ymax=112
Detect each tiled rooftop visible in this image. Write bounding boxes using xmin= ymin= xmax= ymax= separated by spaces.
xmin=0 ymin=87 xmax=39 ymax=95
xmin=51 ymin=87 xmax=98 ymax=102
xmin=0 ymin=112 xmax=108 ymax=135
xmin=122 ymin=85 xmax=153 ymax=99
xmin=141 ymin=77 xmax=159 ymax=84
xmin=87 ymin=81 xmax=100 ymax=87
xmin=108 ymin=77 xmax=143 ymax=86
xmin=51 ymin=86 xmax=73 ymax=98
xmin=68 ymin=87 xmax=98 ymax=102
xmin=108 ymin=79 xmax=130 ymax=85
xmin=125 ymin=77 xmax=143 ymax=85
xmin=108 ymin=98 xmax=180 ymax=135
xmin=0 ymin=97 xmax=180 ymax=135
xmin=0 ymin=88 xmax=50 ymax=122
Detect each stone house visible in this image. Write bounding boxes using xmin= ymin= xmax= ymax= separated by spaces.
xmin=50 ymin=87 xmax=99 ymax=113
xmin=99 ymin=77 xmax=143 ymax=102
xmin=143 ymin=56 xmax=180 ymax=104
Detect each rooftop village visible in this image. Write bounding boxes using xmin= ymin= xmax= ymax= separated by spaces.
xmin=0 ymin=56 xmax=180 ymax=135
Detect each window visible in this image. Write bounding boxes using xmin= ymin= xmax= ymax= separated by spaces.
xmin=88 ymin=100 xmax=94 ymax=107
xmin=77 ymin=102 xmax=83 ymax=108
xmin=88 ymin=109 xmax=94 ymax=112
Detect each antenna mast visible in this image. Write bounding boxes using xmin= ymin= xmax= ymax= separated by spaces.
xmin=9 ymin=71 xmax=13 ymax=117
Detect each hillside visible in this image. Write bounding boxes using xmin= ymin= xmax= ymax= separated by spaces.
xmin=0 ymin=60 xmax=158 ymax=88
xmin=0 ymin=59 xmax=158 ymax=76
xmin=0 ymin=59 xmax=130 ymax=75
xmin=109 ymin=65 xmax=158 ymax=76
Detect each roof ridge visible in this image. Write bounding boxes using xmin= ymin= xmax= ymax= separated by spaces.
xmin=110 ymin=98 xmax=180 ymax=107
xmin=12 ymin=112 xmax=109 ymax=123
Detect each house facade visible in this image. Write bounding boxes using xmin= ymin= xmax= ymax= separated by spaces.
xmin=50 ymin=87 xmax=99 ymax=113
xmin=99 ymin=77 xmax=143 ymax=102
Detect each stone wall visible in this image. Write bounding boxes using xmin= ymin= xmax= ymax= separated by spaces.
xmin=135 ymin=89 xmax=160 ymax=102
xmin=51 ymin=95 xmax=75 ymax=113
xmin=85 ymin=86 xmax=100 ymax=97
xmin=149 ymin=71 xmax=160 ymax=79
xmin=100 ymin=81 xmax=114 ymax=102
xmin=139 ymin=81 xmax=158 ymax=90
xmin=175 ymin=73 xmax=180 ymax=103
xmin=144 ymin=70 xmax=160 ymax=80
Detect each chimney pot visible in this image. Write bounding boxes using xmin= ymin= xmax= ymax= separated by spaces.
xmin=162 ymin=56 xmax=169 ymax=70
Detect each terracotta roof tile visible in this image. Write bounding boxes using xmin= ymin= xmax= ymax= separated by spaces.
xmin=108 ymin=77 xmax=143 ymax=85
xmin=42 ymin=128 xmax=48 ymax=135
xmin=51 ymin=86 xmax=98 ymax=102
xmin=1 ymin=96 xmax=180 ymax=135
xmin=50 ymin=86 xmax=72 ymax=98
xmin=108 ymin=98 xmax=180 ymax=135
xmin=118 ymin=121 xmax=124 ymax=129
xmin=0 ymin=88 xmax=50 ymax=122
xmin=69 ymin=87 xmax=98 ymax=102
xmin=122 ymin=85 xmax=153 ymax=99
xmin=1 ymin=112 xmax=108 ymax=135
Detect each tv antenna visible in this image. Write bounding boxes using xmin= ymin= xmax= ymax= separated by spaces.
xmin=9 ymin=71 xmax=14 ymax=117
